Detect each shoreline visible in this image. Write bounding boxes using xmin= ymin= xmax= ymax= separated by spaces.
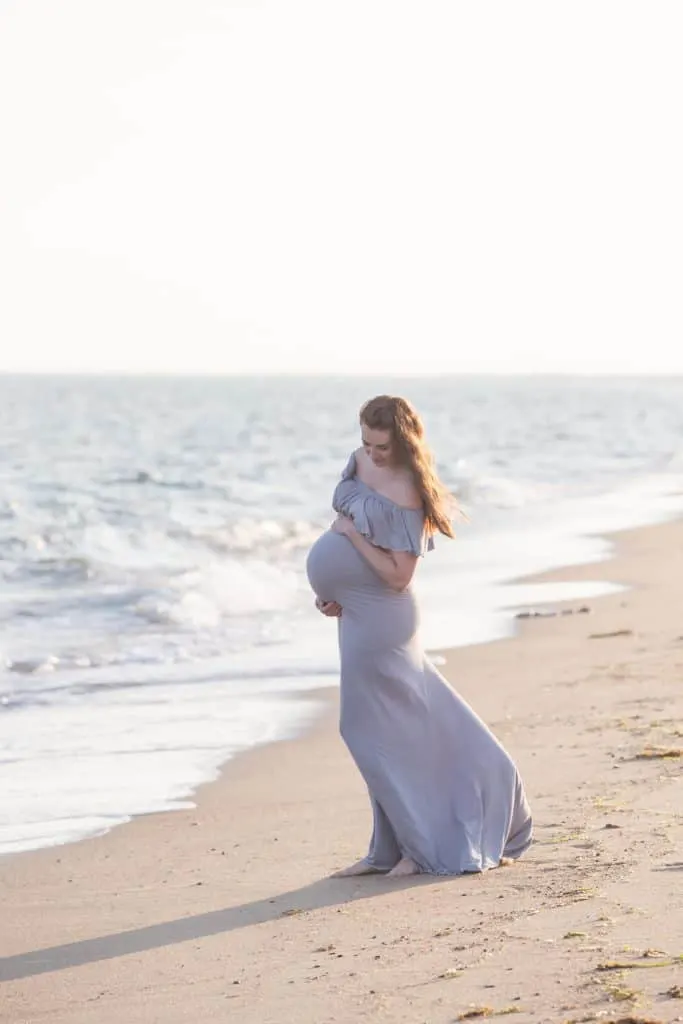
xmin=1 ymin=516 xmax=682 ymax=1022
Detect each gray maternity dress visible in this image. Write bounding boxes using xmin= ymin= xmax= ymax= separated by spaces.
xmin=306 ymin=452 xmax=533 ymax=875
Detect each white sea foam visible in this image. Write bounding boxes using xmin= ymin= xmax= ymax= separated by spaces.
xmin=134 ymin=559 xmax=301 ymax=627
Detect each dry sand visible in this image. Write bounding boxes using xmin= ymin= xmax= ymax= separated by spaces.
xmin=1 ymin=518 xmax=682 ymax=1024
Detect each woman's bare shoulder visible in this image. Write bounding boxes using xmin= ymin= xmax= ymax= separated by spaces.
xmin=373 ymin=466 xmax=421 ymax=510
xmin=355 ymin=451 xmax=421 ymax=509
xmin=388 ymin=473 xmax=422 ymax=511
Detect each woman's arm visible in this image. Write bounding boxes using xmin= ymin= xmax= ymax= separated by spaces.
xmin=331 ymin=516 xmax=418 ymax=591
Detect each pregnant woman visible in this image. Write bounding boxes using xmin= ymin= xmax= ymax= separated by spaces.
xmin=306 ymin=395 xmax=533 ymax=878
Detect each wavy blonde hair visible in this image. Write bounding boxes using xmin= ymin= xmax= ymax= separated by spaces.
xmin=360 ymin=395 xmax=458 ymax=539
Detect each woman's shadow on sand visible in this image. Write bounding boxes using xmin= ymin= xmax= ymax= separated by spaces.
xmin=0 ymin=872 xmax=451 ymax=983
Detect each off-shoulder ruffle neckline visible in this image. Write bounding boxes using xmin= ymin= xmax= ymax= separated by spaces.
xmin=342 ymin=451 xmax=424 ymax=514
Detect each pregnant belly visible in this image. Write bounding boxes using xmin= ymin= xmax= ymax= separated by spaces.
xmin=306 ymin=529 xmax=379 ymax=603
xmin=307 ymin=530 xmax=420 ymax=648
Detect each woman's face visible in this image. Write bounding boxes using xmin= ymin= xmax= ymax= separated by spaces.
xmin=361 ymin=425 xmax=395 ymax=468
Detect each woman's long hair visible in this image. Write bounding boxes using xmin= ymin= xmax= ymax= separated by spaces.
xmin=360 ymin=395 xmax=458 ymax=539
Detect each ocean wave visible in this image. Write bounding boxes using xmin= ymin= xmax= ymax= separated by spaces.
xmin=133 ymin=559 xmax=300 ymax=627
xmin=449 ymin=461 xmax=558 ymax=509
xmin=105 ymin=470 xmax=207 ymax=490
xmin=5 ymin=655 xmax=60 ymax=676
xmin=3 ymin=516 xmax=323 ymax=577
xmin=0 ymin=656 xmax=339 ymax=713
xmin=198 ymin=518 xmax=323 ymax=555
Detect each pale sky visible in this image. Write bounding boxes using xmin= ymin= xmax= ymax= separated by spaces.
xmin=1 ymin=1 xmax=682 ymax=375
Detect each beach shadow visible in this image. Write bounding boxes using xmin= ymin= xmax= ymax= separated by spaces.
xmin=0 ymin=872 xmax=446 ymax=983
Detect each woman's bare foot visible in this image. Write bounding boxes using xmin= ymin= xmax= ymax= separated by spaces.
xmin=386 ymin=857 xmax=420 ymax=878
xmin=330 ymin=858 xmax=381 ymax=878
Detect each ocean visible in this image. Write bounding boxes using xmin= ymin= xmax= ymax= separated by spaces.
xmin=1 ymin=374 xmax=682 ymax=856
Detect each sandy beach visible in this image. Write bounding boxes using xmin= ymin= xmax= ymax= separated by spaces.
xmin=1 ymin=517 xmax=682 ymax=1024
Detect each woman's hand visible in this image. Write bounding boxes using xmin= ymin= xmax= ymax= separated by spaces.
xmin=315 ymin=597 xmax=342 ymax=617
xmin=330 ymin=513 xmax=357 ymax=538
